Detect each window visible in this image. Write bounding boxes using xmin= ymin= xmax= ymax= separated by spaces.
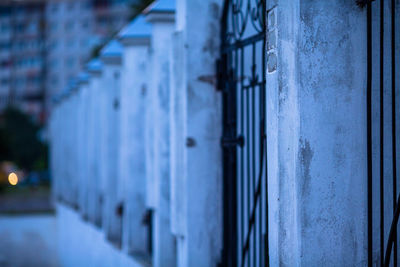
xmin=27 ymin=23 xmax=37 ymax=33
xmin=81 ymin=20 xmax=89 ymax=29
xmin=65 ymin=57 xmax=75 ymax=68
xmin=0 ymin=42 xmax=10 ymax=50
xmin=81 ymin=1 xmax=91 ymax=10
xmin=49 ymin=59 xmax=58 ymax=68
xmin=66 ymin=39 xmax=75 ymax=49
xmin=49 ymin=40 xmax=58 ymax=50
xmin=80 ymin=39 xmax=89 ymax=48
xmin=67 ymin=2 xmax=74 ymax=11
xmin=1 ymin=78 xmax=9 ymax=86
xmin=15 ymin=77 xmax=25 ymax=87
xmin=65 ymin=21 xmax=74 ymax=31
xmin=1 ymin=23 xmax=10 ymax=33
xmin=51 ymin=75 xmax=58 ymax=85
xmin=50 ymin=3 xmax=58 ymax=12
xmin=52 ymin=23 xmax=57 ymax=32
xmin=14 ymin=24 xmax=24 ymax=33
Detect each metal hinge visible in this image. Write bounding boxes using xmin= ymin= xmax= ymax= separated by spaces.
xmin=356 ymin=0 xmax=376 ymax=8
xmin=221 ymin=135 xmax=245 ymax=147
xmin=216 ymin=58 xmax=223 ymax=91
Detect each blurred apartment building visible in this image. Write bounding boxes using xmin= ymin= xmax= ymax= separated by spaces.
xmin=0 ymin=0 xmax=138 ymax=124
xmin=0 ymin=2 xmax=46 ymax=123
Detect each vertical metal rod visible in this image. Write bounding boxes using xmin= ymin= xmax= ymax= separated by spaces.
xmin=247 ymin=48 xmax=251 ymax=267
xmin=391 ymin=0 xmax=397 ymax=264
xmin=384 ymin=194 xmax=400 ymax=266
xmin=367 ymin=1 xmax=373 ymax=266
xmin=257 ymin=42 xmax=263 ymax=267
xmin=259 ymin=89 xmax=263 ymax=267
xmin=252 ymin=42 xmax=256 ymax=267
xmin=239 ymin=46 xmax=244 ymax=266
xmin=380 ymin=0 xmax=385 ymax=265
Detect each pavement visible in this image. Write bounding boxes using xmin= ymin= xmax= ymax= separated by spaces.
xmin=0 ymin=214 xmax=59 ymax=267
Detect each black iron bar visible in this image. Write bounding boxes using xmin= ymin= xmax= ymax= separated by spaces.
xmin=239 ymin=46 xmax=244 ymax=266
xmin=252 ymin=42 xmax=256 ymax=267
xmin=247 ymin=51 xmax=251 ymax=267
xmin=367 ymin=1 xmax=373 ymax=266
xmin=257 ymin=42 xmax=263 ymax=267
xmin=391 ymin=0 xmax=397 ymax=264
xmin=380 ymin=0 xmax=385 ymax=265
xmin=222 ymin=33 xmax=266 ymax=53
xmin=384 ymin=194 xmax=400 ymax=266
xmin=259 ymin=85 xmax=263 ymax=267
xmin=241 ymin=137 xmax=265 ymax=264
xmin=221 ymin=1 xmax=268 ymax=265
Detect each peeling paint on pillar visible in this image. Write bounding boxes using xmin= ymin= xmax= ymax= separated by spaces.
xmin=118 ymin=15 xmax=152 ymax=255
xmin=171 ymin=0 xmax=223 ymax=266
xmin=146 ymin=1 xmax=177 ymax=266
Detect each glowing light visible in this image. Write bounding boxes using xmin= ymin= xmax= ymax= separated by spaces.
xmin=8 ymin=172 xmax=18 ymax=186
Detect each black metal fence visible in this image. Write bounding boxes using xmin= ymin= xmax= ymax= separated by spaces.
xmin=365 ymin=0 xmax=399 ymax=266
xmin=219 ymin=0 xmax=268 ymax=266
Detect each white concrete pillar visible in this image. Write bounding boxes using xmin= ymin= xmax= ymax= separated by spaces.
xmin=86 ymin=59 xmax=103 ymax=225
xmin=60 ymin=96 xmax=68 ymax=203
xmin=69 ymin=82 xmax=80 ymax=209
xmin=170 ymin=0 xmax=224 ymax=266
xmin=76 ymin=72 xmax=90 ymax=213
xmin=77 ymin=68 xmax=93 ymax=220
xmin=145 ymin=1 xmax=177 ymax=266
xmin=118 ymin=16 xmax=152 ymax=256
xmin=266 ymin=1 xmax=367 ymax=265
xmin=99 ymin=41 xmax=123 ymax=247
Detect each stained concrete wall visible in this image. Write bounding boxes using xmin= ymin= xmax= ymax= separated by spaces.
xmin=77 ymin=79 xmax=90 ymax=215
xmin=146 ymin=9 xmax=177 ymax=267
xmin=78 ymin=80 xmax=91 ymax=219
xmin=119 ymin=42 xmax=150 ymax=254
xmin=266 ymin=0 xmax=368 ymax=265
xmin=99 ymin=58 xmax=123 ymax=246
xmin=170 ymin=0 xmax=223 ymax=266
xmin=87 ymin=70 xmax=103 ymax=226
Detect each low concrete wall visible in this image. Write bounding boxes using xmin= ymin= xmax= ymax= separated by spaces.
xmin=56 ymin=204 xmax=143 ymax=267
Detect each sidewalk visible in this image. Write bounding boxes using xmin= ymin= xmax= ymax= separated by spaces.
xmin=0 ymin=214 xmax=59 ymax=267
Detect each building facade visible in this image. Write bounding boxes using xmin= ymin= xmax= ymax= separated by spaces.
xmin=45 ymin=0 xmax=137 ymax=111
xmin=0 ymin=2 xmax=46 ymax=122
xmin=0 ymin=0 xmax=139 ymax=123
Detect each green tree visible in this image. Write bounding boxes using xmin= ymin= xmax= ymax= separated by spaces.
xmin=0 ymin=107 xmax=48 ymax=171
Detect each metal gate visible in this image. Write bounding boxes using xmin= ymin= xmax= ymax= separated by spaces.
xmin=219 ymin=0 xmax=268 ymax=266
xmin=364 ymin=0 xmax=399 ymax=266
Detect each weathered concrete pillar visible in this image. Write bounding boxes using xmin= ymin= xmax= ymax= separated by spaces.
xmin=145 ymin=1 xmax=177 ymax=266
xmin=118 ymin=16 xmax=152 ymax=256
xmin=99 ymin=41 xmax=123 ymax=247
xmin=76 ymin=72 xmax=90 ymax=212
xmin=50 ymin=97 xmax=61 ymax=202
xmin=266 ymin=1 xmax=367 ymax=265
xmin=77 ymin=67 xmax=93 ymax=220
xmin=69 ymin=81 xmax=80 ymax=210
xmin=86 ymin=59 xmax=103 ymax=225
xmin=60 ymin=95 xmax=68 ymax=203
xmin=62 ymin=92 xmax=71 ymax=204
xmin=170 ymin=0 xmax=223 ymax=266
